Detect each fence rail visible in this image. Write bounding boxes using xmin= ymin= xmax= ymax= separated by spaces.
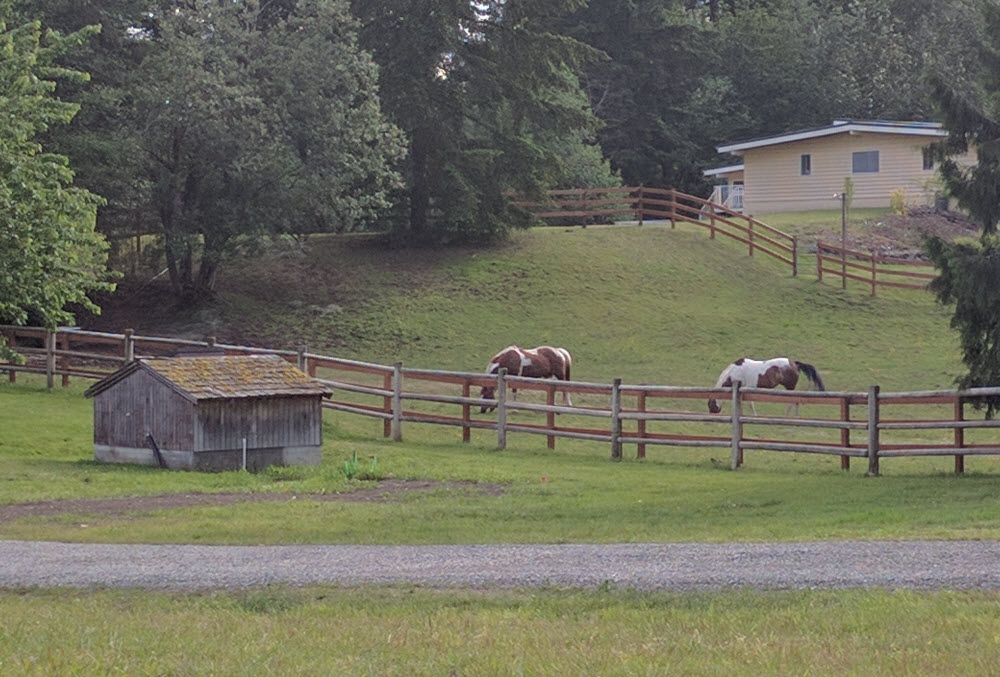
xmin=816 ymin=241 xmax=935 ymax=295
xmin=3 ymin=326 xmax=999 ymax=476
xmin=513 ymin=186 xmax=799 ymax=276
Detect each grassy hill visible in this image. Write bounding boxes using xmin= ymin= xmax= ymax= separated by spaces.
xmin=86 ymin=222 xmax=961 ymax=392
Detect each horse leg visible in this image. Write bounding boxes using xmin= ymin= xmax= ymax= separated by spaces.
xmin=749 ymin=400 xmax=758 ymax=416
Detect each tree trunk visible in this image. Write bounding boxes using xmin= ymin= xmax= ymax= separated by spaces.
xmin=409 ymin=132 xmax=429 ymax=238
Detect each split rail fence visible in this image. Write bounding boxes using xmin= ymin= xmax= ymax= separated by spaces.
xmin=4 ymin=326 xmax=1000 ymax=476
xmin=514 ymin=186 xmax=941 ymax=295
xmin=513 ymin=186 xmax=800 ymax=276
xmin=816 ymin=241 xmax=936 ymax=294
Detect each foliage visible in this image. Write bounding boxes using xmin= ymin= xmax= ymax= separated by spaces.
xmin=342 ymin=450 xmax=378 ymax=481
xmin=24 ymin=0 xmax=404 ymax=301
xmin=0 ymin=6 xmax=115 ymax=360
xmin=352 ymin=0 xmax=604 ymax=244
xmin=924 ymin=0 xmax=1000 ymax=413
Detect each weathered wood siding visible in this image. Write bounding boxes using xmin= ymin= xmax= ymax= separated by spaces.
xmin=742 ymin=133 xmax=941 ymax=214
xmin=194 ymin=396 xmax=322 ymax=452
xmin=92 ymin=369 xmax=194 ymax=450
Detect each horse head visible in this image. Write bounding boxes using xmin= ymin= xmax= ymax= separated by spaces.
xmin=707 ymin=398 xmax=722 ymax=414
xmin=479 ymin=384 xmax=497 ymax=413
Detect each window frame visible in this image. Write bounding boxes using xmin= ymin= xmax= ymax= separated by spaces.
xmin=852 ymin=150 xmax=880 ymax=174
xmin=800 ymin=153 xmax=811 ymax=176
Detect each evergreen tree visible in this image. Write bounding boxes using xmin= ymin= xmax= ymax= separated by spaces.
xmin=352 ymin=0 xmax=603 ymax=244
xmin=923 ymin=0 xmax=1000 ymax=412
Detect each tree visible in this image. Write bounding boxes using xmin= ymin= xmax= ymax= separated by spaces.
xmin=21 ymin=0 xmax=405 ymax=301
xmin=352 ymin=0 xmax=604 ymax=244
xmin=0 ymin=6 xmax=114 ymax=360
xmin=922 ymin=0 xmax=1000 ymax=412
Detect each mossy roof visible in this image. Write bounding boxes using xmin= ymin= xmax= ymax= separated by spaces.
xmin=84 ymin=355 xmax=330 ymax=401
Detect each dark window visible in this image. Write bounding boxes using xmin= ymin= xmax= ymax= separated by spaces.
xmin=800 ymin=154 xmax=811 ymax=175
xmin=922 ymin=147 xmax=934 ymax=170
xmin=852 ymin=150 xmax=879 ymax=173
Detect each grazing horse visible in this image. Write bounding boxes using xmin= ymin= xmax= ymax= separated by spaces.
xmin=707 ymin=357 xmax=825 ymax=415
xmin=479 ymin=345 xmax=573 ymax=413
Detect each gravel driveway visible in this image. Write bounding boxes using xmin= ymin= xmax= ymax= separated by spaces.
xmin=3 ymin=539 xmax=1000 ymax=591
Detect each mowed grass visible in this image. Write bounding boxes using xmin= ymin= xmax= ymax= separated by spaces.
xmin=1 ymin=222 xmax=996 ymax=545
xmin=3 ymin=221 xmax=998 ymax=675
xmin=1 ymin=586 xmax=999 ymax=676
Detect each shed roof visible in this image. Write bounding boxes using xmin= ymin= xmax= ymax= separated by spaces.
xmin=717 ymin=119 xmax=946 ymax=155
xmin=84 ymin=355 xmax=331 ymax=402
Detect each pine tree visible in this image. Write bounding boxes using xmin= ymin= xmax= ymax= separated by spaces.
xmin=923 ymin=0 xmax=1000 ymax=413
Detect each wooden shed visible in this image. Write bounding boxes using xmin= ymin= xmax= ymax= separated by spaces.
xmin=84 ymin=355 xmax=331 ymax=471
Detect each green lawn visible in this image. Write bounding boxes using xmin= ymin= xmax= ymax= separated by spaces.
xmin=2 ymin=586 xmax=999 ymax=676
xmin=2 ymin=222 xmax=996 ymax=675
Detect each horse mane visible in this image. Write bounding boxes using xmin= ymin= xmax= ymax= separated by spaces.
xmin=714 ymin=361 xmax=739 ymax=389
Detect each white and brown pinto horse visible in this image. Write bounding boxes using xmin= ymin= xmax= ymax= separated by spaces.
xmin=480 ymin=345 xmax=573 ymax=413
xmin=708 ymin=357 xmax=825 ymax=415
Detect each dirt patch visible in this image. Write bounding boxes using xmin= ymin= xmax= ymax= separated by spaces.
xmin=0 ymin=479 xmax=504 ymax=521
xmin=815 ymin=206 xmax=980 ymax=259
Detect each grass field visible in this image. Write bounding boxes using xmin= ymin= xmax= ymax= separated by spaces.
xmin=3 ymin=218 xmax=998 ymax=674
xmin=2 ymin=586 xmax=999 ymax=675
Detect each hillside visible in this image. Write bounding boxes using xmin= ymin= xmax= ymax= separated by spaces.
xmin=82 ymin=223 xmax=961 ymax=392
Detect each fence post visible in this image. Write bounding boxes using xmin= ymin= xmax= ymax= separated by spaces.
xmin=748 ymin=219 xmax=755 ymax=257
xmin=669 ymin=189 xmax=676 ymax=229
xmin=610 ymin=378 xmax=622 ymax=460
xmin=59 ymin=331 xmax=70 ymax=386
xmin=580 ymin=189 xmax=588 ymax=228
xmin=870 ymin=251 xmax=877 ymax=296
xmin=546 ymin=384 xmax=556 ymax=450
xmin=792 ymin=236 xmax=798 ymax=277
xmin=496 ymin=368 xmax=507 ymax=450
xmin=840 ymin=396 xmax=851 ymax=471
xmin=391 ymin=361 xmax=403 ymax=442
xmin=866 ymin=385 xmax=880 ymax=477
xmin=637 ymin=389 xmax=647 ymax=459
xmin=297 ymin=344 xmax=308 ymax=372
xmin=637 ymin=186 xmax=644 ymax=226
xmin=841 ymin=245 xmax=847 ymax=290
xmin=954 ymin=396 xmax=965 ymax=475
xmin=124 ymin=328 xmax=135 ymax=363
xmin=382 ymin=371 xmax=393 ymax=438
xmin=462 ymin=380 xmax=472 ymax=443
xmin=45 ymin=330 xmax=55 ymax=390
xmin=709 ymin=210 xmax=717 ymax=239
xmin=730 ymin=382 xmax=743 ymax=470
xmin=817 ymin=245 xmax=824 ymax=283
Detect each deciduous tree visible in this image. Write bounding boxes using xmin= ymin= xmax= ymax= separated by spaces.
xmin=0 ymin=6 xmax=114 ymax=360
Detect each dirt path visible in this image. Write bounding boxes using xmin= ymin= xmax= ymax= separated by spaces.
xmin=0 ymin=479 xmax=502 ymax=522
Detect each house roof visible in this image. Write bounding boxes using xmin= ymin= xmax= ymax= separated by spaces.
xmin=703 ymin=163 xmax=744 ymax=178
xmin=84 ymin=355 xmax=331 ymax=402
xmin=717 ymin=119 xmax=947 ymax=155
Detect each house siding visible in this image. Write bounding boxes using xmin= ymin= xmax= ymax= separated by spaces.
xmin=741 ymin=133 xmax=940 ymax=214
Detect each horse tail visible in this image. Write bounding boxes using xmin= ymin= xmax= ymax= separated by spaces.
xmin=794 ymin=361 xmax=825 ymax=391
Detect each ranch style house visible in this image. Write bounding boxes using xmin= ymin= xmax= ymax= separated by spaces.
xmin=703 ymin=119 xmax=952 ymax=215
xmin=84 ymin=354 xmax=331 ymax=471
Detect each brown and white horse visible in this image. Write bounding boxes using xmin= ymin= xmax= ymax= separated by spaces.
xmin=707 ymin=357 xmax=825 ymax=415
xmin=480 ymin=345 xmax=573 ymax=413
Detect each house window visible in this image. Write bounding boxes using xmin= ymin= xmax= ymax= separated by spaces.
xmin=922 ymin=147 xmax=934 ymax=170
xmin=852 ymin=150 xmax=879 ymax=173
xmin=800 ymin=154 xmax=811 ymax=175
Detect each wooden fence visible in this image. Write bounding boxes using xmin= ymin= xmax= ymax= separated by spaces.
xmin=513 ymin=186 xmax=800 ymax=276
xmin=816 ymin=241 xmax=936 ymax=295
xmin=4 ymin=326 xmax=1000 ymax=476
